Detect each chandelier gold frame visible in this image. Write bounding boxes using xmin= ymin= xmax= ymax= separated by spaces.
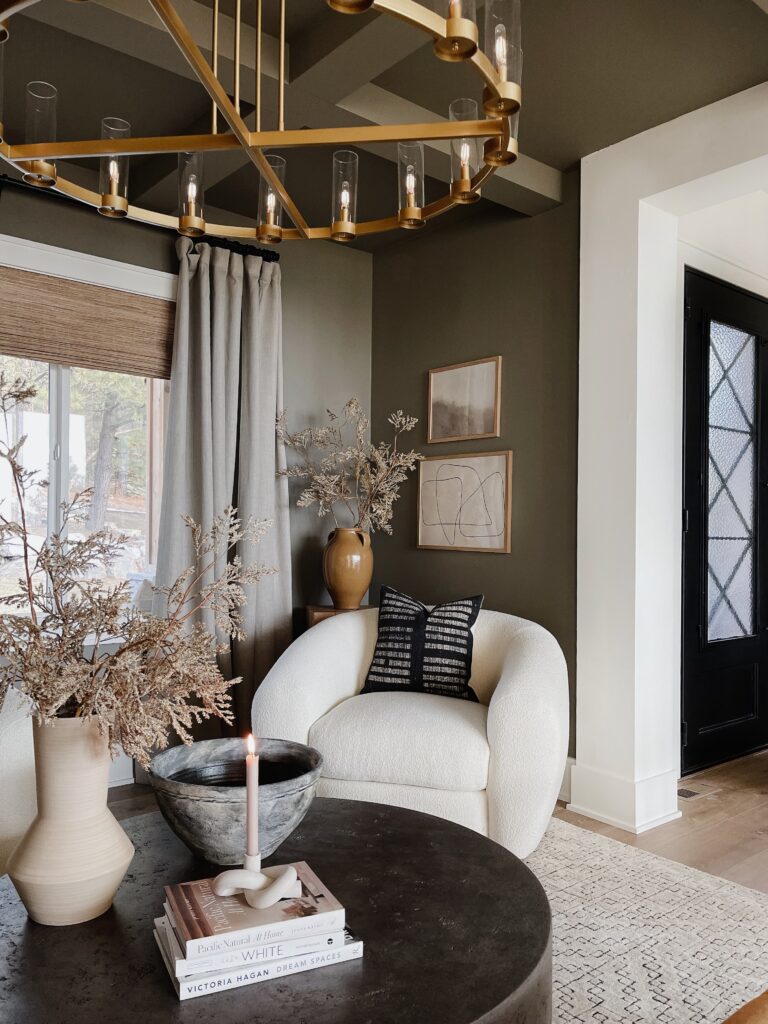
xmin=0 ymin=0 xmax=521 ymax=242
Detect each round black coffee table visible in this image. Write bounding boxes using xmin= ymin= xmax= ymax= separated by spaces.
xmin=0 ymin=799 xmax=552 ymax=1024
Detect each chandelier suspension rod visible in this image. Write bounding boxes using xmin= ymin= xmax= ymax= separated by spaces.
xmin=278 ymin=0 xmax=286 ymax=131
xmin=256 ymin=0 xmax=262 ymax=131
xmin=211 ymin=0 xmax=219 ymax=133
xmin=147 ymin=0 xmax=311 ymax=236
xmin=234 ymin=0 xmax=242 ymax=113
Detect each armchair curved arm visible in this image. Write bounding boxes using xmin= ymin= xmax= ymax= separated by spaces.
xmin=251 ymin=609 xmax=379 ymax=744
xmin=486 ymin=622 xmax=569 ymax=858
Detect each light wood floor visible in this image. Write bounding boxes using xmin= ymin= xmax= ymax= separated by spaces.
xmin=554 ymin=748 xmax=768 ymax=894
xmin=110 ymin=749 xmax=768 ymax=894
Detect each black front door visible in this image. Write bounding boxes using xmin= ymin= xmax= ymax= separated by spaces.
xmin=682 ymin=269 xmax=768 ymax=775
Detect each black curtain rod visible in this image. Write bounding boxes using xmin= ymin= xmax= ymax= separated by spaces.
xmin=0 ymin=174 xmax=279 ymax=262
xmin=198 ymin=235 xmax=279 ymax=263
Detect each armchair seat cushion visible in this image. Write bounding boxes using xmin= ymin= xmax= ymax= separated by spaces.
xmin=309 ymin=691 xmax=489 ymax=792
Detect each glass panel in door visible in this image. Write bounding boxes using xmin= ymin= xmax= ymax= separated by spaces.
xmin=707 ymin=320 xmax=756 ymax=642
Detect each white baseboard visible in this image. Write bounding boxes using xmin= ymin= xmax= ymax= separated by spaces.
xmin=565 ymin=804 xmax=681 ymax=835
xmin=558 ymin=756 xmax=576 ymax=803
xmin=567 ymin=761 xmax=681 ymax=834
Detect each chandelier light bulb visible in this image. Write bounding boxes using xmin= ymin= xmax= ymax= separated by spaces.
xmin=108 ymin=159 xmax=119 ymax=190
xmin=494 ymin=22 xmax=508 ymax=80
xmin=186 ymin=174 xmax=198 ymax=209
xmin=405 ymin=165 xmax=416 ymax=203
xmin=449 ymin=99 xmax=480 ymax=202
xmin=340 ymin=180 xmax=350 ymax=217
xmin=460 ymin=141 xmax=471 ymax=176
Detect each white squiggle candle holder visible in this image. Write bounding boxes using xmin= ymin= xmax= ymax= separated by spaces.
xmin=212 ymin=854 xmax=301 ymax=909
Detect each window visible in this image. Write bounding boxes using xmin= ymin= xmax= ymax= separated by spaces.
xmin=0 ymin=355 xmax=166 ymax=614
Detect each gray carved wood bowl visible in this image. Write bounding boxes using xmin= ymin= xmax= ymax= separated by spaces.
xmin=148 ymin=738 xmax=323 ymax=866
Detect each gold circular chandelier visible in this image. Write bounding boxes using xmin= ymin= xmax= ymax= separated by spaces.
xmin=0 ymin=0 xmax=522 ymax=243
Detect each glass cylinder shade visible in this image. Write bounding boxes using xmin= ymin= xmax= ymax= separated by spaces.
xmin=23 ymin=81 xmax=57 ymax=188
xmin=485 ymin=0 xmax=521 ymax=83
xmin=98 ymin=117 xmax=130 ymax=218
xmin=258 ymin=154 xmax=286 ymax=243
xmin=449 ymin=98 xmax=480 ymax=203
xmin=482 ymin=0 xmax=522 ymax=116
xmin=331 ymin=150 xmax=358 ymax=242
xmin=26 ymin=80 xmax=57 ymax=143
xmin=178 ymin=152 xmax=205 ymax=237
xmin=397 ymin=142 xmax=425 ymax=229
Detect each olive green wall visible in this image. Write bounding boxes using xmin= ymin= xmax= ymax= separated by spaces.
xmin=0 ymin=185 xmax=373 ymax=610
xmin=370 ymin=178 xmax=579 ymax=744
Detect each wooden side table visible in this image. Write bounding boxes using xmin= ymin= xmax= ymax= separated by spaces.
xmin=306 ymin=605 xmax=371 ymax=628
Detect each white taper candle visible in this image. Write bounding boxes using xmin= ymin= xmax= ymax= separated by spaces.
xmin=245 ymin=734 xmax=259 ymax=858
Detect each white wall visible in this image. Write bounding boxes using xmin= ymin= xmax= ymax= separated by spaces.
xmin=573 ymin=82 xmax=768 ymax=833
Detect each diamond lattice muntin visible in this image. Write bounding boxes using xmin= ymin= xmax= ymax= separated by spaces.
xmin=707 ymin=320 xmax=756 ymax=642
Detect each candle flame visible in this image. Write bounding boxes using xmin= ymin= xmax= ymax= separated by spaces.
xmin=246 ymin=734 xmax=256 ymax=756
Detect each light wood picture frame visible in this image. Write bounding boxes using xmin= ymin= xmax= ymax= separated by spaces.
xmin=427 ymin=355 xmax=502 ymax=443
xmin=417 ymin=450 xmax=512 ymax=553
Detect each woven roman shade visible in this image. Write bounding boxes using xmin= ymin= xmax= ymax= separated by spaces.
xmin=0 ymin=266 xmax=175 ymax=379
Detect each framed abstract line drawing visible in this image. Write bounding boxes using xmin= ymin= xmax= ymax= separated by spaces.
xmin=427 ymin=355 xmax=502 ymax=443
xmin=417 ymin=451 xmax=512 ymax=553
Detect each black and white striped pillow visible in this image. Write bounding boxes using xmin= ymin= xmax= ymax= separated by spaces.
xmin=362 ymin=586 xmax=483 ymax=702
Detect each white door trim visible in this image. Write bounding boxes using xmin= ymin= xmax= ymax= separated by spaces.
xmin=575 ymin=81 xmax=768 ymax=833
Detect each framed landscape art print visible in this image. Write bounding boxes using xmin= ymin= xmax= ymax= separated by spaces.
xmin=417 ymin=451 xmax=512 ymax=553
xmin=427 ymin=355 xmax=502 ymax=443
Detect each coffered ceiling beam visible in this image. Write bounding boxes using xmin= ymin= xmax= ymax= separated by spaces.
xmin=289 ymin=12 xmax=424 ymax=104
xmin=23 ymin=0 xmax=281 ymax=89
xmin=339 ymin=84 xmax=563 ymax=216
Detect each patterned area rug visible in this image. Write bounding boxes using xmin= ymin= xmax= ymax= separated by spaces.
xmin=527 ymin=818 xmax=768 ymax=1024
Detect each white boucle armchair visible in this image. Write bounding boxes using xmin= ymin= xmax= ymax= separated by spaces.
xmin=251 ymin=608 xmax=569 ymax=858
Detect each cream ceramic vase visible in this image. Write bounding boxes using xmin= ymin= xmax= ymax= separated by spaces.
xmin=7 ymin=716 xmax=135 ymax=926
xmin=322 ymin=527 xmax=373 ymax=610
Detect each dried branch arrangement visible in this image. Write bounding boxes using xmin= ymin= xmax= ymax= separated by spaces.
xmin=277 ymin=398 xmax=422 ymax=534
xmin=0 ymin=373 xmax=274 ymax=766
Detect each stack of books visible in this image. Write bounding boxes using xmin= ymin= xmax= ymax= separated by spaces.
xmin=153 ymin=861 xmax=363 ymax=1001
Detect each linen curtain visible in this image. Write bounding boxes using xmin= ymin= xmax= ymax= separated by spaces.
xmin=155 ymin=238 xmax=292 ymax=731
